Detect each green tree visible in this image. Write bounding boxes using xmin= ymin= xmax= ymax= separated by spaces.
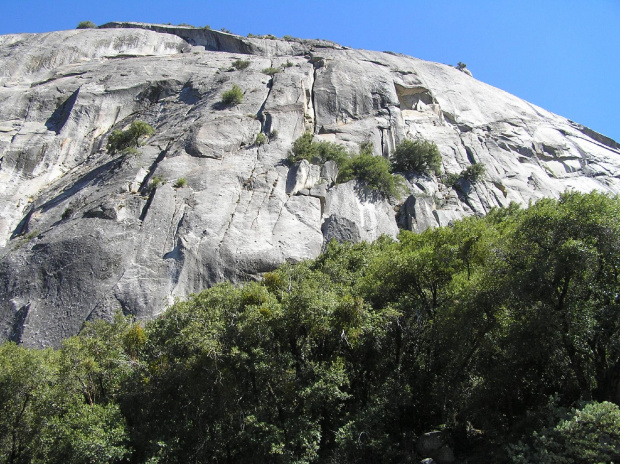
xmin=509 ymin=401 xmax=620 ymax=463
xmin=0 ymin=344 xmax=58 ymax=464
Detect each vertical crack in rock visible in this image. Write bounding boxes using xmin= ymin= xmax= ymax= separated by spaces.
xmin=138 ymin=145 xmax=169 ymax=222
xmin=310 ymin=62 xmax=319 ymax=134
xmin=84 ymin=269 xmax=129 ymax=322
xmin=257 ymin=60 xmax=275 ymax=134
xmin=271 ymin=198 xmax=288 ymax=234
xmin=217 ymin=190 xmax=242 ymax=251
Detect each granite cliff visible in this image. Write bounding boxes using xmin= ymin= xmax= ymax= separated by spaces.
xmin=1 ymin=23 xmax=619 ymax=347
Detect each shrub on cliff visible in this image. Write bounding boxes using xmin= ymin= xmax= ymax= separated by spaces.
xmin=391 ymin=138 xmax=442 ymax=175
xmin=107 ymin=121 xmax=155 ymax=155
xmin=221 ymin=85 xmax=243 ymax=106
xmin=76 ymin=21 xmax=96 ymax=29
xmin=338 ymin=143 xmax=404 ymax=197
xmin=461 ymin=163 xmax=485 ymax=182
xmin=232 ymin=60 xmax=250 ymax=70
xmin=287 ymin=132 xmax=349 ymax=167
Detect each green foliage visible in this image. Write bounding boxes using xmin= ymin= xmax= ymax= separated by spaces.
xmin=442 ymin=171 xmax=460 ymax=186
xmin=282 ymin=35 xmax=296 ymax=41
xmin=76 ymin=21 xmax=96 ymax=29
xmin=338 ymin=144 xmax=404 ymax=197
xmin=107 ymin=120 xmax=155 ymax=155
xmin=288 ymin=132 xmax=349 ymax=167
xmin=149 ymin=175 xmax=165 ymax=190
xmin=221 ymin=84 xmax=243 ymax=105
xmin=232 ymin=59 xmax=250 ymax=70
xmin=254 ymin=132 xmax=267 ymax=146
xmin=509 ymin=401 xmax=620 ymax=463
xmin=442 ymin=163 xmax=486 ymax=186
xmin=173 ymin=177 xmax=187 ymax=188
xmin=391 ymin=138 xmax=442 ymax=175
xmin=4 ymin=192 xmax=620 ymax=462
xmin=261 ymin=67 xmax=280 ymax=76
xmin=0 ymin=315 xmax=138 ymax=463
xmin=461 ymin=163 xmax=485 ymax=181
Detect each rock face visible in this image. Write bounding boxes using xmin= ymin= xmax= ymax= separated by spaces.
xmin=0 ymin=23 xmax=619 ymax=347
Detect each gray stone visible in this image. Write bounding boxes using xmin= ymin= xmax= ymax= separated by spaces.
xmin=416 ymin=431 xmax=455 ymax=464
xmin=0 ymin=24 xmax=619 ymax=346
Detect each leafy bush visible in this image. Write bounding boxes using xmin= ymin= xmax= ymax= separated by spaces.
xmin=287 ymin=132 xmax=349 ymax=167
xmin=76 ymin=21 xmax=96 ymax=29
xmin=173 ymin=178 xmax=187 ymax=188
xmin=268 ymin=129 xmax=278 ymax=140
xmin=461 ymin=163 xmax=485 ymax=182
xmin=442 ymin=163 xmax=486 ymax=187
xmin=508 ymin=401 xmax=620 ymax=463
xmin=232 ymin=59 xmax=250 ymax=70
xmin=391 ymin=138 xmax=442 ymax=175
xmin=254 ymin=133 xmax=266 ymax=146
xmin=107 ymin=121 xmax=155 ymax=155
xmin=441 ymin=172 xmax=460 ymax=187
xmin=221 ymin=84 xmax=243 ymax=106
xmin=150 ymin=175 xmax=165 ymax=190
xmin=338 ymin=144 xmax=404 ymax=198
xmin=261 ymin=67 xmax=280 ymax=76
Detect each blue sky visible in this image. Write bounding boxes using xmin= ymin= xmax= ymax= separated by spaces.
xmin=1 ymin=0 xmax=618 ymax=142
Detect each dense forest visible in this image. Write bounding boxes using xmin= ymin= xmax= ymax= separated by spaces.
xmin=2 ymin=191 xmax=620 ymax=463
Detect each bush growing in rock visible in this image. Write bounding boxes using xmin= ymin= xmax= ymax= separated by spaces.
xmin=173 ymin=178 xmax=187 ymax=188
xmin=287 ymin=132 xmax=349 ymax=167
xmin=261 ymin=67 xmax=280 ymax=76
xmin=76 ymin=21 xmax=96 ymax=29
xmin=107 ymin=121 xmax=155 ymax=155
xmin=442 ymin=163 xmax=486 ymax=187
xmin=338 ymin=143 xmax=404 ymax=198
xmin=232 ymin=59 xmax=250 ymax=70
xmin=391 ymin=138 xmax=442 ymax=175
xmin=149 ymin=176 xmax=165 ymax=190
xmin=461 ymin=163 xmax=485 ymax=182
xmin=254 ymin=133 xmax=266 ymax=146
xmin=221 ymin=85 xmax=243 ymax=106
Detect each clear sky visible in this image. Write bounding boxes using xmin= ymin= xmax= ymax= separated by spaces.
xmin=1 ymin=0 xmax=618 ymax=142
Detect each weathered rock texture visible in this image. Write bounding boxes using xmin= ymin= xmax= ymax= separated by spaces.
xmin=1 ymin=23 xmax=619 ymax=346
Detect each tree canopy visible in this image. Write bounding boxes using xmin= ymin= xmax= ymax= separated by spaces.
xmin=2 ymin=191 xmax=620 ymax=463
